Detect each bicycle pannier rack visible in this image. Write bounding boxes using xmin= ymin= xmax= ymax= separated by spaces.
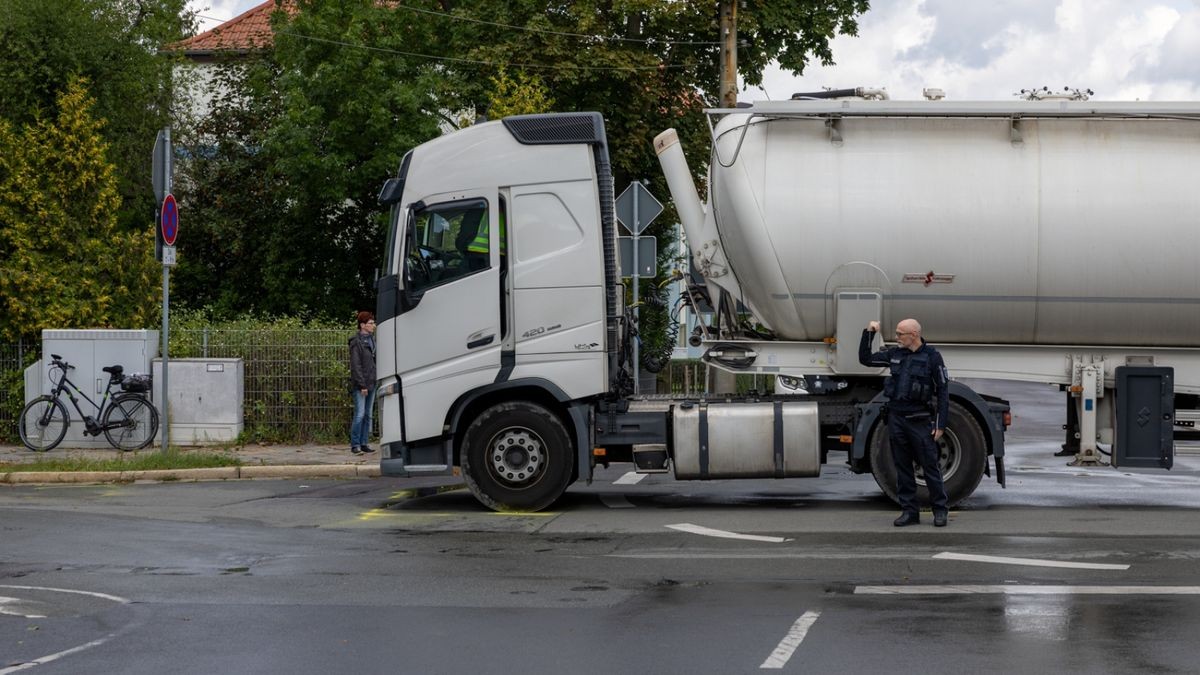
xmin=121 ymin=373 xmax=152 ymax=393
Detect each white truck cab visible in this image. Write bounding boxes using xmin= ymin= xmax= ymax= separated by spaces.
xmin=375 ymin=113 xmax=624 ymax=510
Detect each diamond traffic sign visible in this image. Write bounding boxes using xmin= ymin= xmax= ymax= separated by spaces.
xmin=615 ymin=182 xmax=663 ymax=235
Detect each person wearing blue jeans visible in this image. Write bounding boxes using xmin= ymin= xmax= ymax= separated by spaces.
xmin=349 ymin=311 xmax=377 ymax=455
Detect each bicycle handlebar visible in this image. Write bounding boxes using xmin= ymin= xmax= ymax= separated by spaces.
xmin=48 ymin=354 xmax=74 ymax=370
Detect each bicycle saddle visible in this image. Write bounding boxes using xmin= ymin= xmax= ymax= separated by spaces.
xmin=102 ymin=365 xmax=124 ymax=376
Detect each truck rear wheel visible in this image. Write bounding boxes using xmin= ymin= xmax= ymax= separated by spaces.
xmin=869 ymin=400 xmax=986 ymax=507
xmin=460 ymin=401 xmax=574 ymax=512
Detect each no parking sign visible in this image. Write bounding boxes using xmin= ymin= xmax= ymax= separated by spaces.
xmin=160 ymin=194 xmax=178 ymax=247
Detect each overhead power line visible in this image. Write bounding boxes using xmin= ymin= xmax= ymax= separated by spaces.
xmin=272 ymin=30 xmax=691 ymax=72
xmin=193 ymin=7 xmax=722 ymax=48
xmin=394 ymin=5 xmax=721 ymax=46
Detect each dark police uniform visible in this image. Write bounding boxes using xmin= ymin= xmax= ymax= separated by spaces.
xmin=859 ymin=329 xmax=951 ymax=519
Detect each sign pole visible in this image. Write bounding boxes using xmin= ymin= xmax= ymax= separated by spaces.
xmin=152 ymin=127 xmax=176 ymax=453
xmin=162 ymin=128 xmax=170 ymax=454
xmin=632 ymin=188 xmax=640 ymax=394
xmin=162 ymin=253 xmax=169 ymax=453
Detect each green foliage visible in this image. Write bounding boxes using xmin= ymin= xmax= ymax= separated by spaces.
xmin=0 ymin=0 xmax=196 ymax=233
xmin=264 ymin=0 xmax=444 ymax=316
xmin=0 ymin=78 xmax=160 ymax=343
xmin=173 ymin=54 xmax=290 ymax=317
xmin=0 ymin=450 xmax=241 ymax=473
xmin=488 ymin=68 xmax=556 ymax=118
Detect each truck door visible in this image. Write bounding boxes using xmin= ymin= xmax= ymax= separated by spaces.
xmin=390 ymin=197 xmax=503 ymax=444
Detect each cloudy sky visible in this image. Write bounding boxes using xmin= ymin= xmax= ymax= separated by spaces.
xmin=189 ymin=0 xmax=1200 ymax=101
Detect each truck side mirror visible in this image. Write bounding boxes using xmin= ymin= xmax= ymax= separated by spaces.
xmin=376 ymin=274 xmax=400 ymax=324
xmin=378 ymin=178 xmax=405 ymax=205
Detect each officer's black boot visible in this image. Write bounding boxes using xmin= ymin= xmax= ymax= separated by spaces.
xmin=893 ymin=512 xmax=920 ymax=527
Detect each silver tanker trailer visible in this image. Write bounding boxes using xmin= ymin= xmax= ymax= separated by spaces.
xmin=374 ymin=98 xmax=1200 ymax=512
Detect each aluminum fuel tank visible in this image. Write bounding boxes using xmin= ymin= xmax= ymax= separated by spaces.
xmin=706 ymin=103 xmax=1200 ymax=346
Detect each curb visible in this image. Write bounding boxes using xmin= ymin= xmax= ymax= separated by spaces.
xmin=0 ymin=464 xmax=382 ymax=485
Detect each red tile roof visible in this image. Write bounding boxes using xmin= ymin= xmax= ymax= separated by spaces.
xmin=170 ymin=1 xmax=295 ymax=57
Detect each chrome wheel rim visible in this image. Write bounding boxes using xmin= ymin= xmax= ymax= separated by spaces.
xmin=487 ymin=427 xmax=546 ymax=488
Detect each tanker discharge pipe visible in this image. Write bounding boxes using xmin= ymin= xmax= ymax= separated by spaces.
xmin=653 ymin=129 xmax=705 ymax=250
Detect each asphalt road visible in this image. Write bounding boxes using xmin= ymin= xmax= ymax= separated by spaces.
xmin=3 ymin=380 xmax=1200 ymax=674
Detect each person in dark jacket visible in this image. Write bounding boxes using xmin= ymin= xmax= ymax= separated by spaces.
xmin=349 ymin=311 xmax=377 ymax=455
xmin=859 ymin=318 xmax=951 ymax=527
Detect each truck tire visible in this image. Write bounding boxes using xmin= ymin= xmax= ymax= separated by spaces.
xmin=460 ymin=401 xmax=574 ymax=512
xmin=868 ymin=400 xmax=986 ymax=507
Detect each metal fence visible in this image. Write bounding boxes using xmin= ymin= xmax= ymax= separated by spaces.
xmin=172 ymin=328 xmax=354 ymax=443
xmin=0 ymin=339 xmax=37 ymax=443
xmin=1 ymin=332 xmax=774 ymax=445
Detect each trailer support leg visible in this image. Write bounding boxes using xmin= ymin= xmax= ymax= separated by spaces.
xmin=1070 ymin=364 xmax=1107 ymax=467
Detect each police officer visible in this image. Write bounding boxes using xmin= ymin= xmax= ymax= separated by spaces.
xmin=859 ymin=318 xmax=951 ymax=527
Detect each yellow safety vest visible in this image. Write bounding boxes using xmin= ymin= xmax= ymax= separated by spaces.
xmin=467 ymin=211 xmax=506 ymax=255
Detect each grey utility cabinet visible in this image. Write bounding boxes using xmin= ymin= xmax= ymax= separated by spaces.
xmin=24 ymin=329 xmax=159 ymax=448
xmin=153 ymin=358 xmax=244 ymax=445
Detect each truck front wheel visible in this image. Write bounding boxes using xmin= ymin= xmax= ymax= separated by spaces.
xmin=460 ymin=401 xmax=574 ymax=512
xmin=868 ymin=400 xmax=987 ymax=507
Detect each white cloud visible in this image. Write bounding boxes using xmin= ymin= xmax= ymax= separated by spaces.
xmin=756 ymin=0 xmax=1200 ymax=102
xmin=189 ymin=0 xmax=263 ymax=32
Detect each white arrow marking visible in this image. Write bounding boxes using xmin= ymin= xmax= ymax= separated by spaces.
xmin=855 ymin=585 xmax=1200 ymax=595
xmin=666 ymin=523 xmax=791 ymax=543
xmin=933 ymin=552 xmax=1129 ymax=570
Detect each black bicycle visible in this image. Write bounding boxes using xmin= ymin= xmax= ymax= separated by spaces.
xmin=19 ymin=354 xmax=160 ymax=452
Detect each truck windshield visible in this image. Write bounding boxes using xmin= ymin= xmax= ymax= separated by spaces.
xmin=406 ymin=198 xmax=489 ymax=293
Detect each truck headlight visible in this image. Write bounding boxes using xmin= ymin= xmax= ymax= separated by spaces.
xmin=777 ymin=376 xmax=804 ymax=391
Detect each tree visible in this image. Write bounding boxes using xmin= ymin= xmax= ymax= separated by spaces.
xmin=487 ymin=68 xmax=556 ymax=119
xmin=0 ymin=78 xmax=159 ymax=343
xmin=0 ymin=0 xmax=195 ymax=233
xmin=172 ymin=53 xmax=290 ymax=317
xmin=261 ymin=0 xmax=444 ymax=317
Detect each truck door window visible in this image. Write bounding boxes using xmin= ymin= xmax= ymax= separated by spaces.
xmin=407 ymin=199 xmax=489 ymax=293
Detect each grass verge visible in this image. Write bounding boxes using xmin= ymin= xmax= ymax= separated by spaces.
xmin=0 ymin=451 xmax=242 ymax=473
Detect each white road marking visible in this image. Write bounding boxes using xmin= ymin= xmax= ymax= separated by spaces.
xmin=933 ymin=552 xmax=1130 ymax=570
xmin=613 ymin=471 xmax=647 ymax=485
xmin=855 ymin=585 xmax=1200 ymax=595
xmin=0 ymin=585 xmax=132 ymax=674
xmin=0 ymin=636 xmax=118 ymax=673
xmin=0 ymin=585 xmax=130 ymax=605
xmin=759 ymin=611 xmax=821 ymax=669
xmin=599 ymin=494 xmax=636 ymax=509
xmin=666 ymin=523 xmax=791 ymax=543
xmin=0 ymin=596 xmax=47 ymax=618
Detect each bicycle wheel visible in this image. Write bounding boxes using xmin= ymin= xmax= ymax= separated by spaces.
xmin=102 ymin=395 xmax=159 ymax=451
xmin=19 ymin=396 xmax=69 ymax=451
